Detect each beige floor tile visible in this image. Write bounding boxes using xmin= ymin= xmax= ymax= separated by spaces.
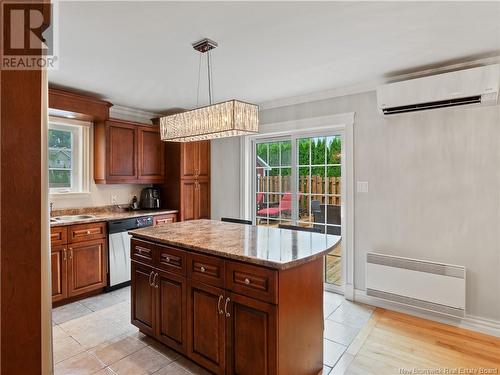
xmin=323 ymin=364 xmax=333 ymax=374
xmin=173 ymin=357 xmax=211 ymax=375
xmin=54 ymin=352 xmax=105 ymax=375
xmin=324 ymin=320 xmax=360 ymax=346
xmin=324 ymin=291 xmax=344 ymax=306
xmin=52 ymin=324 xmax=69 ymax=342
xmin=93 ymin=368 xmax=118 ymax=375
xmin=110 ymin=346 xmax=172 ymax=375
xmin=53 ymin=302 xmax=93 ymax=324
xmin=328 ymin=303 xmax=373 ymax=328
xmin=152 ymin=362 xmax=191 ymax=375
xmin=324 ymin=339 xmax=347 ymax=368
xmin=81 ymin=292 xmax=126 ymax=312
xmin=91 ymin=334 xmax=147 ymax=366
xmin=53 ymin=335 xmax=86 ymax=364
xmin=330 ymin=353 xmax=355 ymax=375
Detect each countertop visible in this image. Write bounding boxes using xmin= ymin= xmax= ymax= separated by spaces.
xmin=50 ymin=208 xmax=178 ymax=227
xmin=129 ymin=219 xmax=341 ymax=270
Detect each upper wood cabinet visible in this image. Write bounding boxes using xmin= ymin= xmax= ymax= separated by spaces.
xmin=94 ymin=119 xmax=164 ymax=184
xmin=181 ymin=141 xmax=210 ymax=180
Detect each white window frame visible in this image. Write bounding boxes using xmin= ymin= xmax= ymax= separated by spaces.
xmin=240 ymin=112 xmax=355 ymax=299
xmin=48 ymin=116 xmax=91 ymax=196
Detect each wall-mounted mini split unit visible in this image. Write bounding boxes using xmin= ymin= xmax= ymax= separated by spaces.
xmin=366 ymin=252 xmax=466 ymax=318
xmin=377 ymin=64 xmax=499 ymax=115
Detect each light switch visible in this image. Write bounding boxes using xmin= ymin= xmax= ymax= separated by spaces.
xmin=357 ymin=181 xmax=369 ymax=193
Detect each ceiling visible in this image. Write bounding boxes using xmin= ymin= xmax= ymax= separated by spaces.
xmin=48 ymin=1 xmax=500 ymax=112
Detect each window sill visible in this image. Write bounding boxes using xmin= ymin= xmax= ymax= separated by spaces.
xmin=49 ymin=191 xmax=91 ymax=199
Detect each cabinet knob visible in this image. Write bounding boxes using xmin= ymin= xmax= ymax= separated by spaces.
xmin=165 ymin=256 xmax=170 ymax=262
xmin=244 ymin=278 xmax=251 ymax=285
xmin=137 ymin=248 xmax=142 ymax=254
xmin=86 ymin=230 xmax=91 ymax=235
xmin=200 ymin=266 xmax=206 ymax=273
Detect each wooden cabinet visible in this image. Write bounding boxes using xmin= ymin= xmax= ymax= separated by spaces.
xmin=51 ymin=245 xmax=68 ymax=302
xmin=187 ymin=280 xmax=226 ymax=375
xmin=225 ymin=292 xmax=277 ymax=375
xmin=67 ymin=239 xmax=107 ymax=297
xmin=107 ymin=121 xmax=137 ymax=181
xmin=130 ymin=239 xmax=298 ymax=375
xmin=131 ymin=261 xmax=156 ymax=336
xmin=138 ymin=126 xmax=164 ymax=182
xmin=94 ymin=119 xmax=164 ymax=184
xmin=160 ymin=141 xmax=210 ymax=221
xmin=153 ymin=213 xmax=177 ymax=226
xmin=156 ymin=270 xmax=187 ymax=353
xmin=50 ymin=223 xmax=107 ymax=304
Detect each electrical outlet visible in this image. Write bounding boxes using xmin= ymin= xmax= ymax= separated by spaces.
xmin=357 ymin=181 xmax=369 ymax=193
xmin=111 ymin=195 xmax=118 ymax=204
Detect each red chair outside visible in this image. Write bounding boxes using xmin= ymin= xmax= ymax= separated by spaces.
xmin=257 ymin=193 xmax=292 ymax=217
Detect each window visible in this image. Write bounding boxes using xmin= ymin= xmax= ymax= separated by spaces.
xmin=48 ymin=118 xmax=90 ymax=194
xmin=253 ymin=132 xmax=344 ymax=287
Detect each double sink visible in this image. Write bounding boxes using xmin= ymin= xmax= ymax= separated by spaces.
xmin=50 ymin=214 xmax=96 ymax=224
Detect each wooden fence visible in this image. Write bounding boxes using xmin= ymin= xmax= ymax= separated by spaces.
xmin=257 ymin=175 xmax=341 ymax=207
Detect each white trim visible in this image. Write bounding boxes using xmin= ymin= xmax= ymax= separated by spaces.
xmin=259 ymin=56 xmax=500 ymax=110
xmin=354 ymin=289 xmax=500 ymax=338
xmin=241 ymin=112 xmax=355 ymax=295
xmin=110 ymin=104 xmax=161 ymax=124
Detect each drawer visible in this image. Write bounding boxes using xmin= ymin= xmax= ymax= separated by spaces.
xmin=68 ymin=222 xmax=106 ymax=243
xmin=51 ymin=226 xmax=67 ymax=246
xmin=225 ymin=261 xmax=277 ymax=304
xmin=187 ymin=253 xmax=224 ymax=288
xmin=131 ymin=239 xmax=155 ymax=265
xmin=157 ymin=245 xmax=186 ymax=276
xmin=153 ymin=214 xmax=177 ymax=226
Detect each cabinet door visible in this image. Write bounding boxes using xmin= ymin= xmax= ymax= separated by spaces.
xmin=155 ymin=270 xmax=187 ymax=354
xmin=226 ymin=292 xmax=277 ymax=375
xmin=197 ymin=141 xmax=210 ymax=179
xmin=196 ymin=180 xmax=210 ymax=220
xmin=181 ymin=181 xmax=197 ymax=221
xmin=181 ymin=142 xmax=199 ymax=179
xmin=138 ymin=127 xmax=164 ymax=183
xmin=67 ymin=239 xmax=107 ymax=297
xmin=131 ymin=261 xmax=155 ymax=336
xmin=106 ymin=121 xmax=137 ymax=182
xmin=51 ymin=245 xmax=67 ymax=303
xmin=187 ymin=280 xmax=225 ymax=375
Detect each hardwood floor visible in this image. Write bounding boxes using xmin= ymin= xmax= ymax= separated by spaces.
xmin=339 ymin=308 xmax=500 ymax=375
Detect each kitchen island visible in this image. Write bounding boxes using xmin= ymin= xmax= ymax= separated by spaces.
xmin=129 ymin=219 xmax=341 ymax=375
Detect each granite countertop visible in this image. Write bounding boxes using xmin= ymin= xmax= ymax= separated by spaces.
xmin=50 ymin=207 xmax=178 ymax=227
xmin=129 ymin=219 xmax=341 ymax=270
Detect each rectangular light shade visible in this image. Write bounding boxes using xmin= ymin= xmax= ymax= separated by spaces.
xmin=159 ymin=100 xmax=259 ymax=142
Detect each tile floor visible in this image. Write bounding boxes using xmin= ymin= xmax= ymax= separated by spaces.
xmin=52 ymin=287 xmax=373 ymax=374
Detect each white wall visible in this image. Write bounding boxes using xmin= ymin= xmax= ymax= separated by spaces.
xmin=211 ymin=91 xmax=500 ymax=323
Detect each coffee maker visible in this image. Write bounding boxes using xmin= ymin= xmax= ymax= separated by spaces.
xmin=139 ymin=187 xmax=161 ymax=209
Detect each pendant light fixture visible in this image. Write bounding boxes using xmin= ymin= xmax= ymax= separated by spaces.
xmin=159 ymin=38 xmax=259 ymax=142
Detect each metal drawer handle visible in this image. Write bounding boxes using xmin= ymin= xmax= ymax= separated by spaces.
xmin=69 ymin=248 xmax=73 ymax=259
xmin=200 ymin=266 xmax=206 ymax=273
xmin=153 ymin=273 xmax=159 ymax=288
xmin=224 ymin=297 xmax=231 ymax=317
xmin=217 ymin=295 xmax=224 ymax=315
xmin=148 ymin=271 xmax=154 ymax=286
xmin=165 ymin=256 xmax=170 ymax=263
xmin=137 ymin=248 xmax=142 ymax=254
xmin=244 ymin=278 xmax=251 ymax=285
xmin=63 ymin=248 xmax=67 ymax=261
xmin=86 ymin=230 xmax=91 ymax=234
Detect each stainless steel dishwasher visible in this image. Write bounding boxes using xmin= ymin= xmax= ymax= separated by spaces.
xmin=107 ymin=215 xmax=153 ymax=290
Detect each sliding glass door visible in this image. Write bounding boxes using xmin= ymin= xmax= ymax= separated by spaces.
xmin=253 ymin=132 xmax=344 ymax=287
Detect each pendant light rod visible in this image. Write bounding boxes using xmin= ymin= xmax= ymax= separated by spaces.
xmin=193 ymin=38 xmax=217 ymax=105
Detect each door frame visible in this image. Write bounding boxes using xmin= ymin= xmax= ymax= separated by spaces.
xmin=240 ymin=112 xmax=355 ymax=299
